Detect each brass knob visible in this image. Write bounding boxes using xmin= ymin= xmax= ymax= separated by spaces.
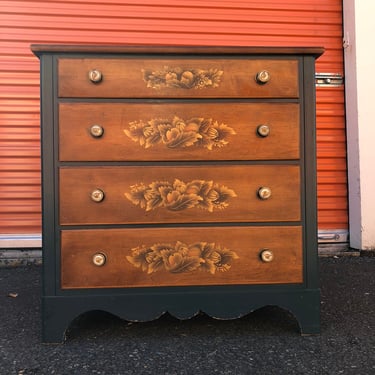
xmin=260 ymin=249 xmax=274 ymax=263
xmin=90 ymin=124 xmax=104 ymax=138
xmin=88 ymin=69 xmax=103 ymax=83
xmin=258 ymin=187 xmax=272 ymax=200
xmin=255 ymin=70 xmax=270 ymax=84
xmin=257 ymin=124 xmax=270 ymax=137
xmin=92 ymin=252 xmax=106 ymax=266
xmin=90 ymin=189 xmax=105 ymax=203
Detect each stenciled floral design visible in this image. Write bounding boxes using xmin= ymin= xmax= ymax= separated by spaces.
xmin=142 ymin=66 xmax=223 ymax=89
xmin=125 ymin=179 xmax=237 ymax=213
xmin=126 ymin=241 xmax=239 ymax=274
xmin=124 ymin=116 xmax=236 ymax=150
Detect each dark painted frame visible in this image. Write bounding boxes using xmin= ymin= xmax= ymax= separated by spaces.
xmin=32 ymin=45 xmax=323 ymax=343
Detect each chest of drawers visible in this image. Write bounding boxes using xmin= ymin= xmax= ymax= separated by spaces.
xmin=32 ymin=45 xmax=323 ymax=342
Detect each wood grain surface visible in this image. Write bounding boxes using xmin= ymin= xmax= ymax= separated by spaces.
xmin=60 ymin=226 xmax=303 ymax=289
xmin=59 ymin=165 xmax=301 ymax=225
xmin=59 ymin=102 xmax=300 ymax=161
xmin=58 ymin=58 xmax=299 ymax=98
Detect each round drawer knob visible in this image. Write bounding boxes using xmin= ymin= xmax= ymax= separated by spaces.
xmin=257 ymin=124 xmax=270 ymax=137
xmin=90 ymin=124 xmax=104 ymax=138
xmin=90 ymin=189 xmax=105 ymax=203
xmin=255 ymin=70 xmax=270 ymax=84
xmin=258 ymin=187 xmax=272 ymax=200
xmin=92 ymin=253 xmax=106 ymax=267
xmin=260 ymin=249 xmax=274 ymax=263
xmin=88 ymin=69 xmax=103 ymax=83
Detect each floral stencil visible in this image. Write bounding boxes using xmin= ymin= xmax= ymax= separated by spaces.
xmin=125 ymin=179 xmax=237 ymax=212
xmin=126 ymin=241 xmax=239 ymax=274
xmin=124 ymin=116 xmax=236 ymax=150
xmin=142 ymin=66 xmax=223 ymax=89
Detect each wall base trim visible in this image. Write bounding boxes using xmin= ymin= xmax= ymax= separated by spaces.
xmin=0 ymin=234 xmax=42 ymax=248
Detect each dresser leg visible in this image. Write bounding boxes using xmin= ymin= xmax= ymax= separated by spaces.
xmin=284 ymin=289 xmax=321 ymax=335
xmin=42 ymin=297 xmax=77 ymax=343
xmin=298 ymin=313 xmax=321 ymax=335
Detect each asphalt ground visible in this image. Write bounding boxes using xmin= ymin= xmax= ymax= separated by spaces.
xmin=0 ymin=256 xmax=374 ymax=375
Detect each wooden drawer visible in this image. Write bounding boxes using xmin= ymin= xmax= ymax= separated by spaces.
xmin=59 ymin=165 xmax=301 ymax=225
xmin=58 ymin=58 xmax=299 ymax=98
xmin=61 ymin=226 xmax=303 ymax=289
xmin=59 ymin=102 xmax=300 ymax=161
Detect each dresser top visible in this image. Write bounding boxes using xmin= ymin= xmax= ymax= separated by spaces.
xmin=31 ymin=44 xmax=324 ymax=57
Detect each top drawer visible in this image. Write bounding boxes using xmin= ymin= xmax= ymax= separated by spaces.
xmin=58 ymin=58 xmax=299 ymax=98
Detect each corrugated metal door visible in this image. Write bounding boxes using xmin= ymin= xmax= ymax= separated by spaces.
xmin=0 ymin=0 xmax=346 ymax=245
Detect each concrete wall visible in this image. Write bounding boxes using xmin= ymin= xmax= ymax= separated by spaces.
xmin=344 ymin=0 xmax=375 ymax=250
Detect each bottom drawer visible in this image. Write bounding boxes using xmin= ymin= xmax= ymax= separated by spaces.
xmin=61 ymin=226 xmax=303 ymax=289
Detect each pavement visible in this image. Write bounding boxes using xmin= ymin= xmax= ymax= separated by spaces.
xmin=0 ymin=256 xmax=374 ymax=375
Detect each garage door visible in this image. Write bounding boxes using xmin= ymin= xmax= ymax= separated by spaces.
xmin=0 ymin=0 xmax=347 ymax=246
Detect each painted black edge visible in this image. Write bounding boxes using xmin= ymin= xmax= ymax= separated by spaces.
xmin=303 ymin=55 xmax=319 ymax=289
xmin=31 ymin=44 xmax=325 ymax=58
xmin=42 ymin=289 xmax=320 ymax=343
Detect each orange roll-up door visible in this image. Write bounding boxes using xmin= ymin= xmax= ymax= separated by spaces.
xmin=0 ymin=0 xmax=346 ymax=245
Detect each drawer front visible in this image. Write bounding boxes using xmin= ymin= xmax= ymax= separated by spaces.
xmin=59 ymin=165 xmax=301 ymax=225
xmin=61 ymin=226 xmax=303 ymax=289
xmin=59 ymin=102 xmax=300 ymax=161
xmin=58 ymin=58 xmax=299 ymax=98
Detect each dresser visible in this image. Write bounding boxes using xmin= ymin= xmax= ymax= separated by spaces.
xmin=31 ymin=45 xmax=323 ymax=342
